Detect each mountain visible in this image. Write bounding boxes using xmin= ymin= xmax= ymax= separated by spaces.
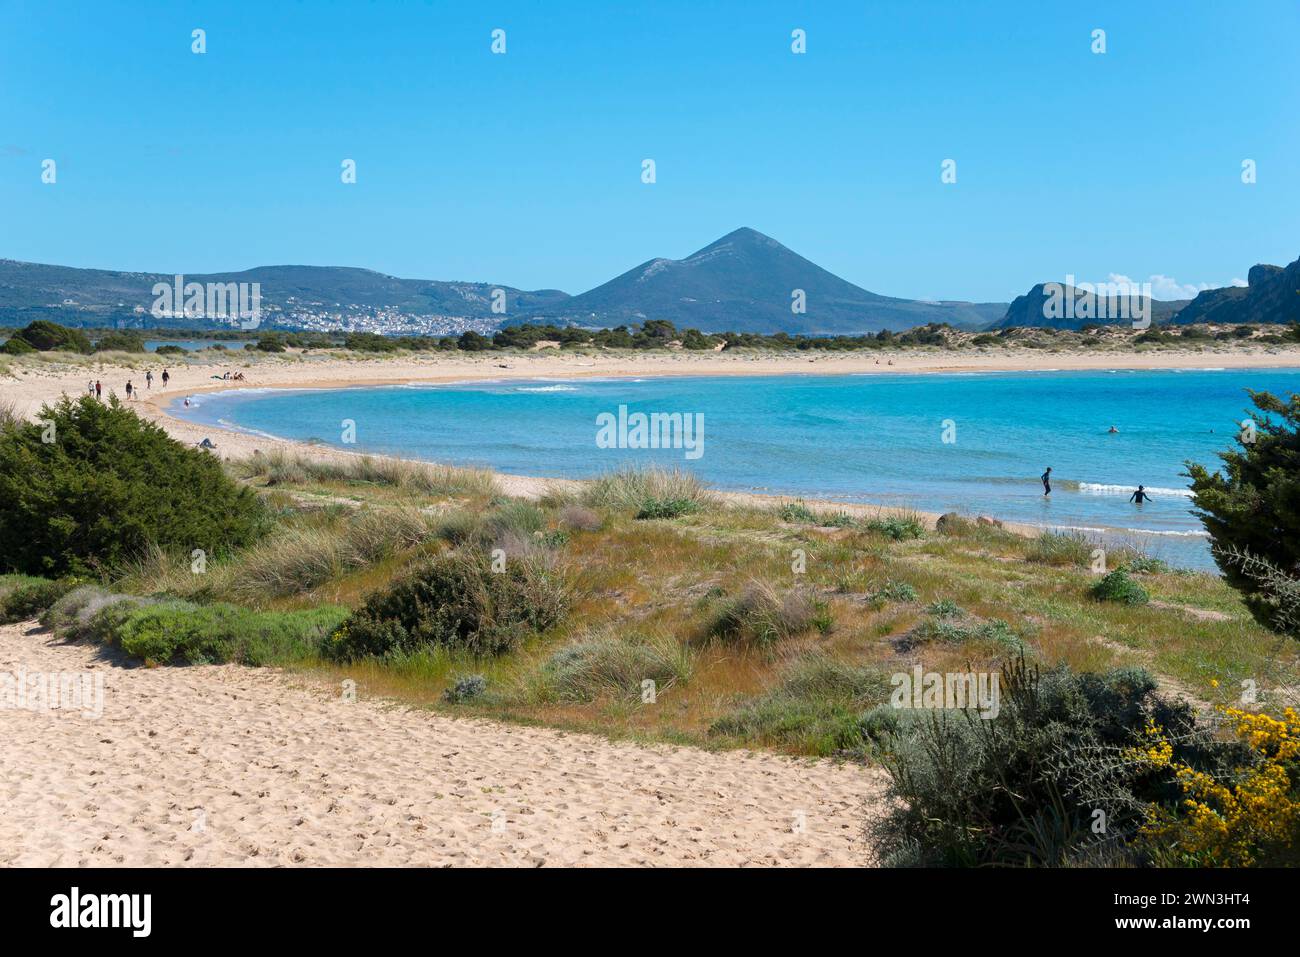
xmin=0 ymin=260 xmax=568 ymax=329
xmin=1168 ymin=258 xmax=1300 ymax=326
xmin=526 ymin=228 xmax=1005 ymax=334
xmin=994 ymin=283 xmax=1189 ymax=330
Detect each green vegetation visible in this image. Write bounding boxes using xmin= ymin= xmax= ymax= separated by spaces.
xmin=0 ymin=397 xmax=265 ymax=576
xmin=327 ymin=553 xmax=568 ymax=660
xmin=1188 ymin=390 xmax=1300 ymax=637
xmin=872 ymin=657 xmax=1249 ymax=867
xmin=1091 ymin=569 xmax=1151 ymax=605
xmin=7 ymin=320 xmax=93 ymax=353
xmin=94 ymin=330 xmax=146 ymax=353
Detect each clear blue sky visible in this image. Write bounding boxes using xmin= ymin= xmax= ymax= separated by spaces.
xmin=2 ymin=0 xmax=1296 ymax=302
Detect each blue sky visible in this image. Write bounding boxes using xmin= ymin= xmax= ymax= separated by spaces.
xmin=2 ymin=0 xmax=1296 ymax=302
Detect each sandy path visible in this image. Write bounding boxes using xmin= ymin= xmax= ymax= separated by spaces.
xmin=0 ymin=621 xmax=886 ymax=867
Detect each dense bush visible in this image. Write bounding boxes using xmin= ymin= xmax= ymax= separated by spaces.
xmin=94 ymin=331 xmax=146 ymax=353
xmin=327 ymin=552 xmax=568 ymax=660
xmin=2 ymin=336 xmax=36 ymax=355
xmin=873 ymin=657 xmax=1247 ymax=867
xmin=10 ymin=320 xmax=93 ymax=353
xmin=105 ymin=601 xmax=346 ymax=665
xmin=443 ymin=674 xmax=489 ymax=704
xmin=1091 ymin=569 xmax=1150 ymax=605
xmin=865 ymin=515 xmax=925 ymax=540
xmin=0 ymin=396 xmax=265 ymax=576
xmin=0 ymin=575 xmax=76 ymax=623
xmin=1188 ymin=390 xmax=1300 ymax=635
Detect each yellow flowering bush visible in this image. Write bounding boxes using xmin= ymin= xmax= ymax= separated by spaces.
xmin=1128 ymin=707 xmax=1300 ymax=866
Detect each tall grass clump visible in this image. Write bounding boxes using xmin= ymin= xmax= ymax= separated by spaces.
xmin=583 ymin=467 xmax=716 ymax=518
xmin=710 ymin=654 xmax=891 ymax=756
xmin=706 ymin=580 xmax=832 ymax=645
xmin=538 ymin=630 xmax=693 ymax=702
xmin=1026 ymin=531 xmax=1095 ymax=567
xmin=233 ymin=449 xmax=498 ymax=497
xmin=865 ymin=513 xmax=925 ymax=541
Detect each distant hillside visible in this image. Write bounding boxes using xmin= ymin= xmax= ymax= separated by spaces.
xmin=1169 ymin=257 xmax=1300 ymax=326
xmin=994 ymin=283 xmax=1188 ymax=330
xmin=527 ymin=228 xmax=1005 ymax=334
xmin=0 ymin=260 xmax=568 ymax=329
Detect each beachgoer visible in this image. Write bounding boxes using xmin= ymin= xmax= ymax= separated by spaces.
xmin=1129 ymin=485 xmax=1153 ymax=505
xmin=125 ymin=380 xmax=133 ymax=400
xmin=198 ymin=437 xmax=217 ymax=450
xmin=183 ymin=397 xmax=190 ymax=408
xmin=1108 ymin=425 xmax=1119 ymax=434
xmin=146 ymin=370 xmax=153 ymax=389
xmin=87 ymin=380 xmax=94 ymax=395
xmin=95 ymin=380 xmax=102 ymax=398
xmin=162 ymin=368 xmax=170 ymax=387
xmin=1041 ymin=467 xmax=1052 ymax=496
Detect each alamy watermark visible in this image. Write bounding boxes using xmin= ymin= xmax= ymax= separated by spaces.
xmin=1 ymin=669 xmax=105 ymax=719
xmin=890 ymin=665 xmax=1000 ymax=719
xmin=595 ymin=404 xmax=704 ymax=460
xmin=151 ymin=274 xmax=261 ymax=329
xmin=1042 ymin=274 xmax=1152 ymax=328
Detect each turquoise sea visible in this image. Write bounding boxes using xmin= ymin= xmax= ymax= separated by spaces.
xmin=172 ymin=367 xmax=1300 ymax=571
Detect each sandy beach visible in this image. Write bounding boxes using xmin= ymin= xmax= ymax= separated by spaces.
xmin=0 ymin=619 xmax=885 ymax=867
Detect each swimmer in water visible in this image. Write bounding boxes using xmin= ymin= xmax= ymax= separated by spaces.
xmin=1042 ymin=467 xmax=1052 ymax=496
xmin=1108 ymin=425 xmax=1119 ymax=433
xmin=1129 ymin=485 xmax=1153 ymax=505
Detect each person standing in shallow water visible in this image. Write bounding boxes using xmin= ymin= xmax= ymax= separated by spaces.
xmin=1130 ymin=485 xmax=1153 ymax=505
xmin=1041 ymin=467 xmax=1052 ymax=496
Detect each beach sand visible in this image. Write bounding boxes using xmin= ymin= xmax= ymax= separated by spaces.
xmin=0 ymin=619 xmax=885 ymax=867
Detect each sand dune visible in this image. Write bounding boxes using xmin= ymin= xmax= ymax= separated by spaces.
xmin=0 ymin=621 xmax=886 ymax=867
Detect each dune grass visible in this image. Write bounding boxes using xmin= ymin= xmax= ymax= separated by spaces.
xmin=33 ymin=462 xmax=1299 ymax=758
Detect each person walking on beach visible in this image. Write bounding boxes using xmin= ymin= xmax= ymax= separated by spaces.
xmin=1041 ymin=467 xmax=1052 ymax=496
xmin=87 ymin=380 xmax=94 ymax=396
xmin=125 ymin=379 xmax=133 ymax=400
xmin=1129 ymin=485 xmax=1153 ymax=505
xmin=94 ymin=380 xmax=102 ymax=399
xmin=146 ymin=370 xmax=153 ymax=389
xmin=161 ymin=368 xmax=170 ymax=387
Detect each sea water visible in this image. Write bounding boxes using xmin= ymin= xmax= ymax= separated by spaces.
xmin=172 ymin=367 xmax=1300 ymax=571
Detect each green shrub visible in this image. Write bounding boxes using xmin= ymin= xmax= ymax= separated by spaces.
xmin=0 ymin=576 xmax=75 ymax=623
xmin=1091 ymin=570 xmax=1150 ymax=605
xmin=94 ymin=331 xmax=146 ymax=353
xmin=328 ymin=553 xmax=568 ymax=660
xmin=636 ymin=497 xmax=699 ymax=520
xmin=2 ymin=336 xmax=36 ymax=355
xmin=870 ymin=580 xmax=918 ymax=604
xmin=443 ymin=674 xmax=488 ymax=704
xmin=11 ymin=320 xmax=93 ymax=353
xmin=1188 ymin=390 xmax=1300 ymax=635
xmin=866 ymin=516 xmax=924 ymax=540
xmin=0 ymin=396 xmax=265 ymax=576
xmin=778 ymin=501 xmax=817 ymax=523
xmin=873 ymin=657 xmax=1247 ymax=867
xmin=109 ymin=601 xmax=346 ymax=665
xmin=154 ymin=344 xmax=187 ymax=356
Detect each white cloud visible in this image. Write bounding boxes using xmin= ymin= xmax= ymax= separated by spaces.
xmin=1105 ymin=273 xmax=1242 ymax=301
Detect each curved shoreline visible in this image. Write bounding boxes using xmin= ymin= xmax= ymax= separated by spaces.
xmin=9 ymin=347 xmax=1298 ymax=554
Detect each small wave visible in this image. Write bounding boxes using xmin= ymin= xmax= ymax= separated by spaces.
xmin=1077 ymin=482 xmax=1192 ymax=498
xmin=516 ymin=385 xmax=579 ymax=393
xmin=215 ymin=418 xmax=284 ymax=441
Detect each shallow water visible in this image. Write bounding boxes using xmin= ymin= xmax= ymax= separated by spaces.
xmin=173 ymin=367 xmax=1300 ymax=570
